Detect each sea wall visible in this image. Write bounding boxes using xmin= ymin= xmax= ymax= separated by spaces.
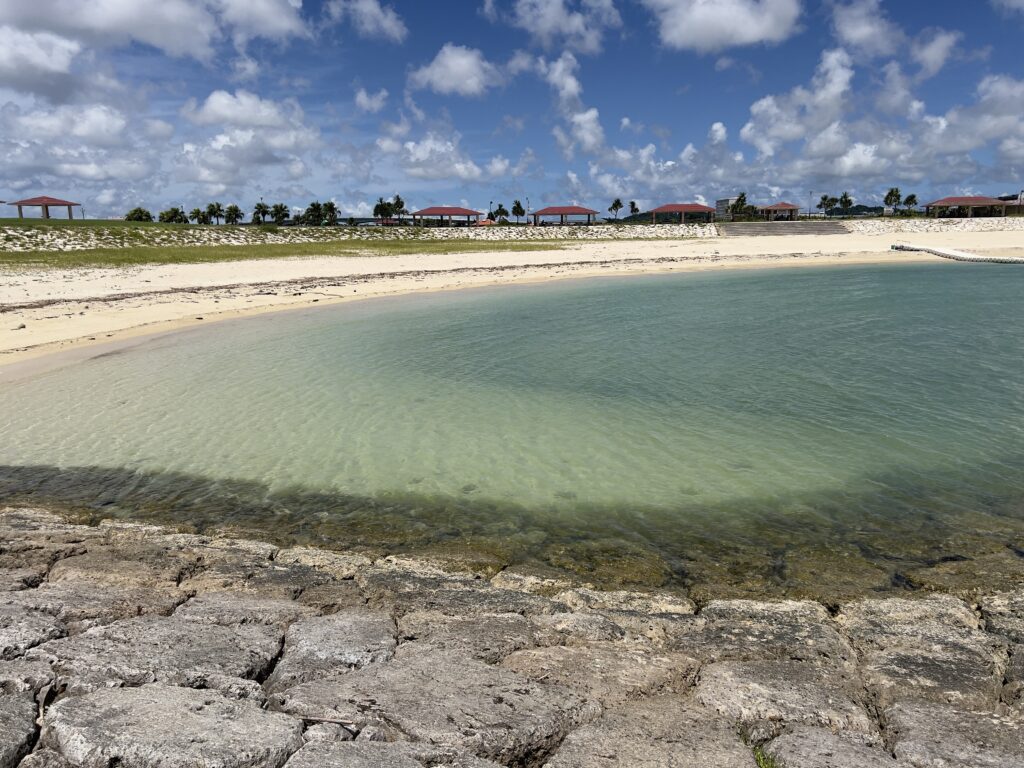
xmin=0 ymin=222 xmax=717 ymax=252
xmin=0 ymin=506 xmax=1021 ymax=767
xmin=846 ymin=217 xmax=1024 ymax=235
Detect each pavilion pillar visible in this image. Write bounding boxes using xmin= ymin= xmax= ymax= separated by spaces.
xmin=68 ymin=205 xmax=74 ymax=220
xmin=652 ymin=211 xmax=656 ymax=225
xmin=17 ymin=206 xmax=23 ymax=219
xmin=42 ymin=205 xmax=50 ymax=219
xmin=968 ymin=206 xmax=973 ymax=218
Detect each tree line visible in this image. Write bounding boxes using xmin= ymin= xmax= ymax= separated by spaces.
xmin=124 ymin=200 xmax=349 ymax=226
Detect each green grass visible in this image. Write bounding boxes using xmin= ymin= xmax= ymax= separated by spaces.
xmin=753 ymin=747 xmax=781 ymax=768
xmin=0 ymin=238 xmax=572 ymax=269
xmin=0 ymin=217 xmax=190 ymax=229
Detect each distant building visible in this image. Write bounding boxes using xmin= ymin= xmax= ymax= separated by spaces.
xmin=716 ymin=197 xmax=739 ymax=221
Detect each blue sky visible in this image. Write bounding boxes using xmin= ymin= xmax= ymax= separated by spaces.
xmin=2 ymin=0 xmax=1023 ymax=218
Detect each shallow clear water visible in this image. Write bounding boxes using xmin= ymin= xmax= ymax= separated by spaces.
xmin=3 ymin=264 xmax=1024 ymax=596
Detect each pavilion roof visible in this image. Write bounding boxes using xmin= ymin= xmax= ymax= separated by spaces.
xmin=8 ymin=196 xmax=80 ymax=207
xmin=651 ymin=203 xmax=715 ymax=214
xmin=412 ymin=206 xmax=482 ymax=217
xmin=534 ymin=205 xmax=599 ymax=216
xmin=760 ymin=202 xmax=800 ymax=210
xmin=925 ymin=196 xmax=1006 ymax=208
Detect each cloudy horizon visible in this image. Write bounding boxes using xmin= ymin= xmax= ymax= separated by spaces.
xmin=2 ymin=0 xmax=1024 ymax=219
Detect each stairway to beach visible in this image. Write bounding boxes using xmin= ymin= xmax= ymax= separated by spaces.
xmin=717 ymin=221 xmax=850 ymax=237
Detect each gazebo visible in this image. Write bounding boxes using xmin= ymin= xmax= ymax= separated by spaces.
xmin=411 ymin=206 xmax=482 ymax=227
xmin=650 ymin=203 xmax=716 ymax=224
xmin=759 ymin=202 xmax=800 ymax=221
xmin=532 ymin=205 xmax=599 ymax=226
xmin=924 ymin=196 xmax=1007 ymax=218
xmin=8 ymin=196 xmax=81 ymax=220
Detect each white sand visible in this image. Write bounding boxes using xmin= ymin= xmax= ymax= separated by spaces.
xmin=2 ymin=228 xmax=1022 ymax=370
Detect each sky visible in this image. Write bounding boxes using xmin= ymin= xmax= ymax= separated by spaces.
xmin=2 ymin=0 xmax=1024 ymax=219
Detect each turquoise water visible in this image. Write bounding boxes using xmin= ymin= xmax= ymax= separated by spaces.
xmin=3 ymin=263 xmax=1024 ymax=596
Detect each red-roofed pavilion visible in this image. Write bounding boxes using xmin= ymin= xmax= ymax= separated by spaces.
xmin=650 ymin=203 xmax=716 ymax=224
xmin=532 ymin=205 xmax=599 ymax=225
xmin=924 ymin=196 xmax=1007 ymax=218
xmin=9 ymin=196 xmax=81 ymax=220
xmin=411 ymin=206 xmax=482 ymax=226
xmin=758 ymin=202 xmax=800 ymax=221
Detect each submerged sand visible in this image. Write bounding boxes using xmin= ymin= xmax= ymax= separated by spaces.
xmin=1 ymin=228 xmax=1022 ymax=370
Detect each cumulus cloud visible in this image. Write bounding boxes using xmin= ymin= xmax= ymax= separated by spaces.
xmin=400 ymin=132 xmax=483 ymax=181
xmin=911 ymin=29 xmax=961 ymax=79
xmin=830 ymin=0 xmax=903 ymax=58
xmin=0 ymin=25 xmax=82 ymax=98
xmin=326 ymin=0 xmax=407 ymax=42
xmin=488 ymin=0 xmax=622 ymax=55
xmin=183 ymin=90 xmax=291 ymax=128
xmin=354 ymin=87 xmax=388 ymax=113
xmin=409 ymin=44 xmax=498 ymax=97
xmin=640 ymin=0 xmax=801 ymax=53
xmin=709 ymin=122 xmax=728 ymax=144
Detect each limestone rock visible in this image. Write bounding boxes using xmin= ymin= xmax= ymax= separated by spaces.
xmin=554 ymin=587 xmax=695 ymax=615
xmin=40 ymin=684 xmax=304 ymax=768
xmin=980 ymin=590 xmax=1024 ymax=644
xmin=295 ymin=581 xmax=365 ymax=613
xmin=883 ymin=700 xmax=1024 ymax=767
xmin=545 ymin=696 xmax=756 ymax=767
xmin=1 ymin=581 xmax=184 ymax=634
xmin=696 ymin=660 xmax=873 ymax=735
xmin=0 ymin=604 xmax=63 ymax=660
xmin=528 ymin=612 xmax=626 ymax=645
xmin=271 ymin=644 xmax=598 ymax=765
xmin=17 ymin=750 xmax=74 ymax=768
xmin=399 ymin=611 xmax=537 ymax=663
xmin=181 ymin=560 xmax=334 ymax=600
xmin=675 ymin=600 xmax=854 ymax=666
xmin=837 ymin=596 xmax=1005 ymax=710
xmin=47 ymin=543 xmax=198 ymax=589
xmin=1004 ymin=644 xmax=1024 ymax=711
xmin=275 ymin=547 xmax=372 ymax=580
xmin=358 ymin=565 xmax=560 ymax=617
xmin=0 ymin=692 xmax=36 ymax=768
xmin=27 ymin=615 xmax=281 ymax=695
xmin=501 ymin=642 xmax=698 ymax=706
xmin=265 ymin=610 xmax=395 ymax=692
xmin=0 ymin=657 xmax=54 ymax=694
xmin=174 ymin=592 xmax=317 ymax=627
xmin=283 ymin=741 xmax=502 ymax=768
xmin=762 ymin=726 xmax=899 ymax=767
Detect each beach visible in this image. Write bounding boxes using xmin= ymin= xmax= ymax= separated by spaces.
xmin=4 ymin=226 xmax=1023 ymax=369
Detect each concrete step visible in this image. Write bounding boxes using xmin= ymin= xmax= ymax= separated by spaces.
xmin=717 ymin=221 xmax=850 ymax=237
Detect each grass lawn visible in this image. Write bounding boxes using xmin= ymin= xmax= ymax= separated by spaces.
xmin=0 ymin=238 xmax=573 ymax=269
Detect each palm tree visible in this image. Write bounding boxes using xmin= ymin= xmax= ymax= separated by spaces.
xmin=903 ymin=194 xmax=918 ymax=216
xmin=206 ymin=202 xmax=224 ymax=225
xmin=839 ymin=192 xmax=853 ymax=217
xmin=253 ymin=201 xmax=270 ymax=224
xmin=189 ymin=208 xmax=206 ymax=224
xmin=270 ymin=203 xmax=289 ymax=225
xmin=884 ymin=187 xmax=902 ymax=215
xmin=629 ymin=201 xmax=639 ymax=217
xmin=303 ymin=201 xmax=324 ymax=226
xmin=224 ymin=204 xmax=243 ymax=225
xmin=730 ymin=193 xmax=748 ymax=219
xmin=373 ymin=197 xmax=392 ymax=225
xmin=609 ymin=198 xmax=623 ymax=220
xmin=322 ymin=201 xmax=339 ymax=226
xmin=391 ymin=194 xmax=408 ymax=224
xmin=494 ymin=203 xmax=510 ymax=222
xmin=511 ymin=200 xmax=525 ymax=224
xmin=125 ymin=207 xmax=153 ymax=222
xmin=158 ymin=207 xmax=187 ymax=224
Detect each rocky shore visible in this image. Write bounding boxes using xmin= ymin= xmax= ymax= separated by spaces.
xmin=0 ymin=506 xmax=1022 ymax=767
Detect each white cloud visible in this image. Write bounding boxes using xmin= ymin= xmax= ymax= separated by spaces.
xmin=0 ymin=26 xmax=82 ymax=98
xmin=740 ymin=48 xmax=854 ymax=157
xmin=992 ymin=0 xmax=1024 ymax=11
xmin=487 ymin=155 xmax=511 ymax=176
xmin=400 ymin=132 xmax=483 ymax=181
xmin=831 ymin=0 xmax=903 ymax=58
xmin=640 ymin=0 xmax=801 ymax=53
xmin=492 ymin=0 xmax=622 ymax=55
xmin=327 ymin=0 xmax=407 ymax=42
xmin=912 ymin=29 xmax=961 ymax=79
xmin=570 ymin=108 xmax=605 ymax=153
xmin=876 ymin=63 xmax=925 ymax=118
xmin=409 ymin=44 xmax=498 ymax=97
xmin=209 ymin=0 xmax=307 ymax=45
xmin=709 ymin=121 xmax=728 ymax=144
xmin=3 ymin=103 xmax=127 ymax=146
xmin=183 ymin=90 xmax=290 ymax=128
xmin=354 ymin=87 xmax=388 ymax=113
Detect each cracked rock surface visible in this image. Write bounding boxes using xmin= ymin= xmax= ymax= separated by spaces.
xmin=0 ymin=507 xmax=1021 ymax=767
